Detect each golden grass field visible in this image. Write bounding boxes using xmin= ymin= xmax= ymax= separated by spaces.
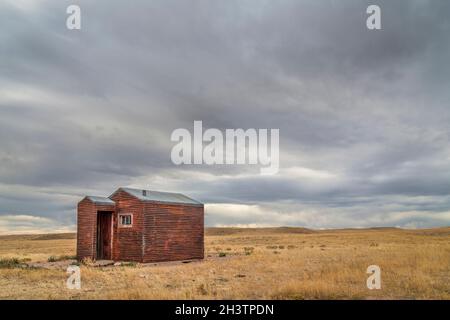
xmin=0 ymin=227 xmax=449 ymax=299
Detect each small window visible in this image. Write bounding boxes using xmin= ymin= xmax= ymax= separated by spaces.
xmin=119 ymin=214 xmax=132 ymax=227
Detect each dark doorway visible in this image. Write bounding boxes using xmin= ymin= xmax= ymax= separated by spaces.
xmin=96 ymin=211 xmax=112 ymax=260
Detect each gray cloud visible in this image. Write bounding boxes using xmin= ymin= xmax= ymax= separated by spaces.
xmin=0 ymin=0 xmax=449 ymax=232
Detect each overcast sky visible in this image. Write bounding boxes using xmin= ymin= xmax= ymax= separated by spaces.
xmin=1 ymin=0 xmax=450 ymax=234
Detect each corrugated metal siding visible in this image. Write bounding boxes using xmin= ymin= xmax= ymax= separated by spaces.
xmin=77 ymin=198 xmax=95 ymax=260
xmin=110 ymin=190 xmax=144 ymax=262
xmin=143 ymin=202 xmax=204 ymax=263
xmin=77 ymin=198 xmax=115 ymax=261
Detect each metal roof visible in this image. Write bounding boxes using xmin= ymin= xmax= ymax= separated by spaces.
xmin=114 ymin=187 xmax=203 ymax=206
xmin=86 ymin=196 xmax=115 ymax=205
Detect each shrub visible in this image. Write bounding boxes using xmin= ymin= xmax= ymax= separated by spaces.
xmin=243 ymin=247 xmax=254 ymax=255
xmin=122 ymin=261 xmax=137 ymax=267
xmin=61 ymin=255 xmax=77 ymax=260
xmin=0 ymin=257 xmax=26 ymax=269
xmin=48 ymin=255 xmax=77 ymax=262
xmin=197 ymin=284 xmax=208 ymax=295
xmin=81 ymin=257 xmax=95 ymax=266
xmin=218 ymin=252 xmax=227 ymax=257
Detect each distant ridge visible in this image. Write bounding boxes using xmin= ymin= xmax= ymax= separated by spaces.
xmin=0 ymin=233 xmax=76 ymax=241
xmin=206 ymin=227 xmax=316 ymax=236
xmin=0 ymin=226 xmax=449 ymax=238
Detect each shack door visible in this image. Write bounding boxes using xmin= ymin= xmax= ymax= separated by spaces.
xmin=96 ymin=211 xmax=112 ymax=260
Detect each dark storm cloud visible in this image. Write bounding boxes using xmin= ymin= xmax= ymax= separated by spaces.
xmin=0 ymin=0 xmax=449 ymax=232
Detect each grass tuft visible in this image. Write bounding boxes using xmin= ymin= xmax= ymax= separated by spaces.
xmin=48 ymin=255 xmax=77 ymax=262
xmin=0 ymin=257 xmax=27 ymax=269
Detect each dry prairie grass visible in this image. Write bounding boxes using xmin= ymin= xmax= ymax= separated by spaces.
xmin=0 ymin=227 xmax=449 ymax=299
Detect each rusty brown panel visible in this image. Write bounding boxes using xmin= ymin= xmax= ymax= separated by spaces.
xmin=110 ymin=189 xmax=144 ymax=261
xmin=76 ymin=198 xmax=96 ymax=260
xmin=143 ymin=202 xmax=204 ymax=263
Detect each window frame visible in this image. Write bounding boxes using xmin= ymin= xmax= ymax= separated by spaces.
xmin=118 ymin=213 xmax=133 ymax=228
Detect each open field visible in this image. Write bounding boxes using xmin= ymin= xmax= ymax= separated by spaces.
xmin=0 ymin=227 xmax=449 ymax=299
